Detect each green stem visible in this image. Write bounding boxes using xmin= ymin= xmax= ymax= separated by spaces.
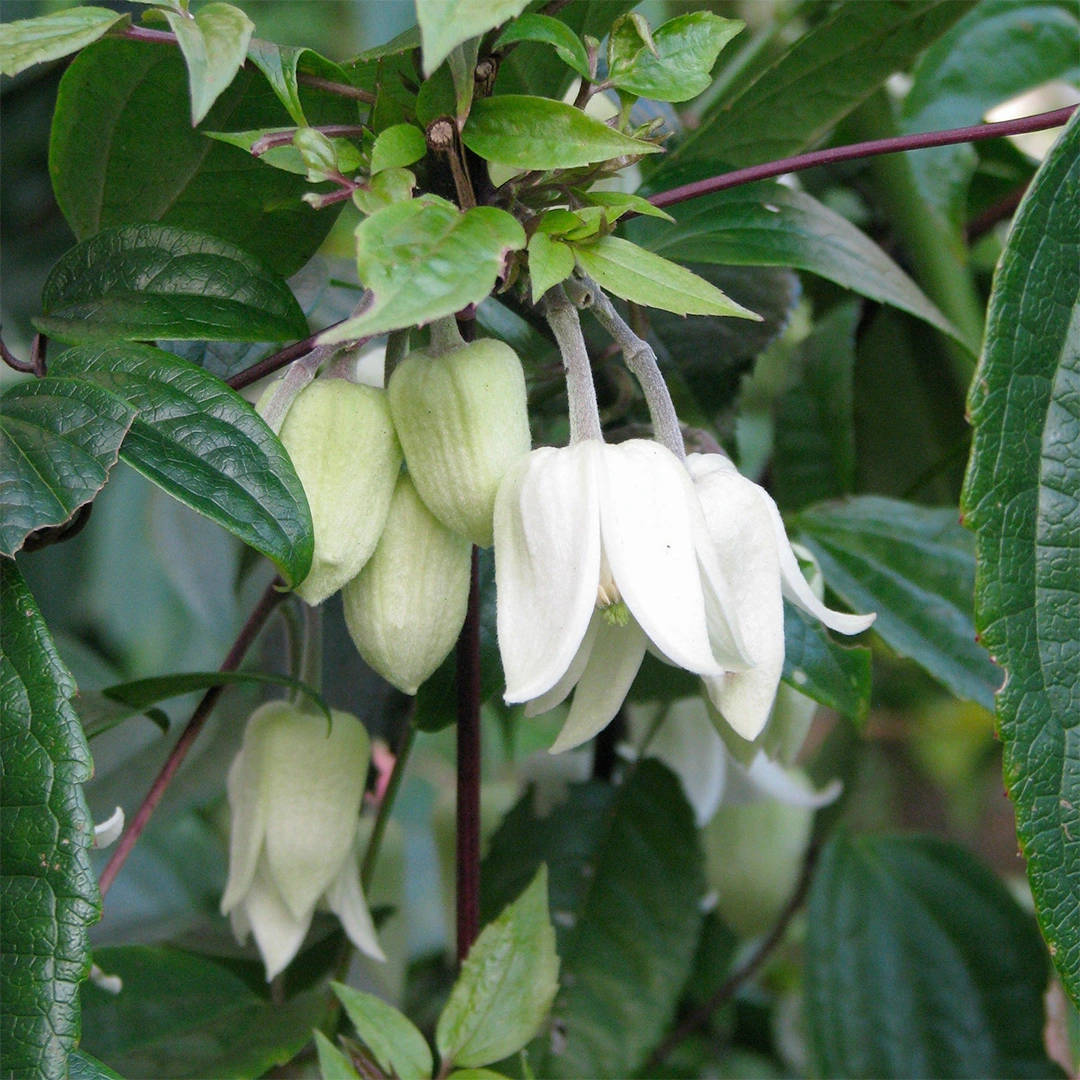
xmin=297 ymin=602 xmax=323 ymax=699
xmin=361 ymin=710 xmax=416 ymax=893
xmin=428 ymin=315 xmax=467 ymax=357
xmin=384 ymin=328 xmax=411 ymax=382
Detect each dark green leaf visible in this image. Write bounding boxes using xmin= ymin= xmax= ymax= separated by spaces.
xmin=653 ymin=0 xmax=975 ymax=179
xmin=797 ymin=496 xmax=1000 ymax=710
xmin=49 ymin=37 xmax=357 ymax=277
xmin=36 ymin=224 xmax=309 ymax=345
xmin=0 ymin=7 xmax=124 ymax=77
xmin=481 ymin=760 xmax=704 ymax=1078
xmin=1 ymin=562 xmax=101 ymax=1080
xmin=461 ymin=95 xmax=660 ymax=170
xmin=961 ymin=113 xmax=1080 ymax=1003
xmin=627 ymin=183 xmax=962 ymax=344
xmin=333 ymin=982 xmax=433 ymax=1080
xmin=0 ymin=378 xmax=136 ymax=558
xmin=246 ymin=40 xmax=352 ymax=127
xmin=48 ymin=344 xmax=313 ymax=587
xmin=320 ymin=198 xmax=525 ymax=341
xmin=77 ymin=689 xmax=170 ymax=740
xmin=773 ymin=301 xmax=859 ymax=511
xmin=68 ymin=1050 xmax=124 ymax=1080
xmin=806 ymin=833 xmax=1057 ymax=1078
xmin=80 ymin=946 xmax=326 ymax=1079
xmin=417 ymin=0 xmax=529 ymax=76
xmin=494 ymin=14 xmax=590 ymax=80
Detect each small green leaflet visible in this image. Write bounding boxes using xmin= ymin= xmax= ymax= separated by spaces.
xmin=332 ymin=983 xmax=433 ymax=1080
xmin=164 ymin=2 xmax=254 ymax=126
xmin=573 ymin=235 xmax=761 ymax=319
xmin=246 ymin=40 xmax=354 ymax=127
xmin=313 ymin=1032 xmax=361 ymax=1080
xmin=579 ymin=189 xmax=674 ymax=222
xmin=370 ymin=124 xmax=427 ymax=174
xmin=205 ymin=128 xmax=309 ymax=175
xmin=319 ymin=197 xmax=526 ymax=342
xmin=416 ymin=0 xmax=529 ymax=76
xmin=527 ymin=232 xmax=576 ymax=303
xmin=494 ymin=14 xmax=591 ymax=79
xmin=0 ymin=6 xmax=124 ymax=78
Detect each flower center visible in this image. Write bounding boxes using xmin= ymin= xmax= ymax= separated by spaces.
xmin=596 ymin=549 xmax=623 ymax=611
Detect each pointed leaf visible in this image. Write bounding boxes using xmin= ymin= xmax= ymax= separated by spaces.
xmin=494 ymin=14 xmax=590 ymax=79
xmin=246 ymin=40 xmax=353 ymax=127
xmin=332 ymin=982 xmax=433 ymax=1080
xmin=0 ymin=7 xmax=124 ymax=77
xmin=370 ymin=124 xmax=427 ymax=174
xmin=1 ymin=562 xmax=101 ymax=1080
xmin=527 ymin=232 xmax=575 ymax=304
xmin=69 ymin=1050 xmax=124 ymax=1080
xmin=417 ymin=0 xmax=529 ymax=76
xmin=313 ymin=1031 xmax=361 ymax=1080
xmin=48 ymin=344 xmax=313 ymax=587
xmin=35 ymin=224 xmax=309 ymax=345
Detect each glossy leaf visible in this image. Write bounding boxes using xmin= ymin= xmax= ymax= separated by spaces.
xmin=527 ymin=232 xmax=575 ymax=304
xmin=48 ymin=344 xmax=313 ymax=588
xmin=333 ymin=982 xmax=433 ymax=1080
xmin=80 ymin=946 xmax=326 ymax=1079
xmin=481 ymin=760 xmax=704 ymax=1078
xmin=0 ymin=378 xmax=136 ymax=558
xmin=437 ymin=866 xmax=559 ymax=1069
xmin=1 ymin=562 xmax=101 ymax=1080
xmin=246 ymin=40 xmax=353 ymax=127
xmin=627 ymin=183 xmax=962 ymax=344
xmin=797 ymin=497 xmax=1000 ymax=711
xmin=68 ymin=1050 xmax=124 ymax=1080
xmin=573 ymin=235 xmax=760 ymax=319
xmin=607 ymin=11 xmax=743 ymax=103
xmin=961 ymin=113 xmax=1079 ymax=1003
xmin=49 ymin=38 xmax=356 ymax=277
xmin=417 ymin=0 xmax=529 ymax=76
xmin=579 ymin=189 xmax=674 ymax=222
xmin=0 ymin=6 xmax=124 ymax=78
xmin=494 ymin=14 xmax=590 ymax=79
xmin=319 ymin=198 xmax=526 ymax=341
xmin=461 ymin=95 xmax=660 ymax=170
xmin=164 ymin=3 xmax=254 ymax=126
xmin=36 ymin=224 xmax=309 ymax=345
xmin=370 ymin=124 xmax=427 ymax=174
xmin=806 ymin=833 xmax=1056 ymax=1077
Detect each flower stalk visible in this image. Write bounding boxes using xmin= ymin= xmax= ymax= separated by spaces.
xmin=543 ymin=286 xmax=603 ymax=443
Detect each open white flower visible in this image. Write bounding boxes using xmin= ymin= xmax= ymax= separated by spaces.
xmin=494 ymin=438 xmax=749 ymax=754
xmin=221 ymin=701 xmax=385 ymax=980
xmin=688 ymin=454 xmax=875 ymax=742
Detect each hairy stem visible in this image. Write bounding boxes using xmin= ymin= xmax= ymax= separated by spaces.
xmin=360 ymin=706 xmax=417 ymax=893
xmin=251 ymin=125 xmax=367 ymax=157
xmin=255 ymin=346 xmax=333 ymax=433
xmin=98 ymin=578 xmax=286 ymax=897
xmin=544 ymin=286 xmax=603 ymax=443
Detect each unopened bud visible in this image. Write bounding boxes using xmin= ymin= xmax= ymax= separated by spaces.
xmin=343 ymin=474 xmax=471 ymax=694
xmin=279 ymin=379 xmax=402 ymax=606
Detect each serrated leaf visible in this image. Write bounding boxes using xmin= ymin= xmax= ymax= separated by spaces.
xmin=481 ymin=760 xmax=704 ymax=1078
xmin=333 ymin=982 xmax=433 ymax=1080
xmin=461 ymin=95 xmax=660 ymax=170
xmin=319 ymin=198 xmax=526 ymax=341
xmin=49 ymin=38 xmax=356 ymax=277
xmin=494 ymin=14 xmax=590 ymax=79
xmin=35 ymin=224 xmax=309 ymax=345
xmin=48 ymin=344 xmax=313 ymax=588
xmin=797 ymin=496 xmax=1000 ymax=711
xmin=164 ymin=3 xmax=254 ymax=126
xmin=0 ymin=7 xmax=124 ymax=78
xmin=0 ymin=378 xmax=136 ymax=558
xmin=79 ymin=946 xmax=326 ymax=1078
xmin=573 ymin=235 xmax=760 ymax=319
xmin=313 ymin=1031 xmax=361 ymax=1080
xmin=628 ymin=183 xmax=964 ymax=346
xmin=437 ymin=866 xmax=559 ymax=1069
xmin=370 ymin=124 xmax=427 ymax=175
xmin=527 ymin=232 xmax=575 ymax=304
xmin=607 ymin=11 xmax=743 ymax=103
xmin=961 ymin=113 xmax=1080 ymax=1004
xmin=1 ymin=562 xmax=101 ymax=1080
xmin=246 ymin=39 xmax=353 ymax=127
xmin=806 ymin=833 xmax=1057 ymax=1077
xmin=417 ymin=0 xmax=529 ymax=76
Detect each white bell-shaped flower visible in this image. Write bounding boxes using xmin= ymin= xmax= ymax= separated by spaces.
xmin=221 ymin=701 xmax=385 ymax=980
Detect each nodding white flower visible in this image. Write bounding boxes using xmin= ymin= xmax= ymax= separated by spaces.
xmin=221 ymin=702 xmax=385 ymax=980
xmin=687 ymin=454 xmax=875 ymax=743
xmin=494 ymin=437 xmax=750 ymax=755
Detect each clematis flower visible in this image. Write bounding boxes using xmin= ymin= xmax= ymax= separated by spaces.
xmin=494 ymin=437 xmax=750 ymax=754
xmin=687 ymin=453 xmax=875 ymax=742
xmin=221 ymin=701 xmax=385 ymax=980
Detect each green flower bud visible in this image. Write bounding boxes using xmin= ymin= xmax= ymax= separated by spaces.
xmin=342 ymin=473 xmax=471 ymax=694
xmin=388 ymin=334 xmax=531 ymax=547
xmin=279 ymin=378 xmax=402 ymax=606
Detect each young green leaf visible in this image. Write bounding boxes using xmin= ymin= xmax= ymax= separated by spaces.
xmin=527 ymin=232 xmax=575 ymax=304
xmin=416 ymin=0 xmax=529 ymax=76
xmin=246 ymin=40 xmax=354 ymax=127
xmin=436 ymin=865 xmax=559 ymax=1070
xmin=0 ymin=378 xmax=136 ymax=558
xmin=1 ymin=562 xmax=102 ymax=1080
xmin=370 ymin=124 xmax=427 ymax=174
xmin=332 ymin=982 xmax=433 ymax=1080
xmin=462 ymin=95 xmax=660 ymax=170
xmin=319 ymin=198 xmax=525 ymax=342
xmin=204 ymin=128 xmax=308 ymax=174
xmin=164 ymin=2 xmax=255 ymax=126
xmin=962 ymin=112 xmax=1079 ymax=1003
xmin=0 ymin=6 xmax=124 ymax=77
xmin=578 ymin=189 xmax=674 ymax=222
xmin=573 ymin=235 xmax=761 ymax=319
xmin=35 ymin=224 xmax=310 ymax=345
xmin=313 ymin=1031 xmax=362 ymax=1080
xmin=494 ymin=14 xmax=591 ymax=79
xmin=607 ymin=11 xmax=743 ymax=103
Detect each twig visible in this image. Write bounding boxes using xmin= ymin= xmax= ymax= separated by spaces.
xmin=0 ymin=333 xmax=35 ymax=375
xmin=296 ymin=73 xmax=376 ymax=105
xmin=966 ymin=183 xmax=1029 ymax=243
xmin=30 ymin=334 xmax=47 ymax=377
xmin=360 ymin=705 xmax=417 ymax=893
xmin=250 ymin=125 xmax=368 ymax=157
xmin=543 ymin=286 xmax=603 ymax=443
xmin=648 ymin=106 xmax=1078 ymax=210
xmin=98 ymin=578 xmax=287 ymax=898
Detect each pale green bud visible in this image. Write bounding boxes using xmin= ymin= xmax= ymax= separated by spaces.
xmin=388 ymin=336 xmax=531 ymax=547
xmin=279 ymin=379 xmax=402 ymax=606
xmin=342 ymin=473 xmax=471 ymax=694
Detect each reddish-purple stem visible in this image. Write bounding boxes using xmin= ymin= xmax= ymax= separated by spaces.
xmin=649 ymin=106 xmax=1077 ymax=209
xmin=119 ymin=25 xmax=177 ymax=45
xmin=98 ymin=579 xmax=286 ymax=898
xmin=296 ymin=74 xmax=376 ymax=105
xmin=250 ymin=125 xmax=368 ymax=157
xmin=0 ymin=333 xmax=35 ymax=375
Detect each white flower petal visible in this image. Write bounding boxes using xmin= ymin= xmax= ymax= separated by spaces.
xmin=243 ymin=852 xmax=313 ymax=981
xmin=725 ymin=751 xmax=842 ymax=809
xmin=646 ymin=697 xmax=727 ymax=826
xmin=323 ymin=838 xmax=386 ymax=963
xmin=221 ymin=726 xmax=270 ymax=915
xmin=496 ymin=444 xmax=603 ymax=703
xmin=598 ymin=441 xmax=722 ymax=677
xmin=525 ymin=609 xmax=601 ymax=717
xmin=549 ymin=616 xmax=647 ymax=754
xmin=92 ymin=806 xmax=125 ymax=849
